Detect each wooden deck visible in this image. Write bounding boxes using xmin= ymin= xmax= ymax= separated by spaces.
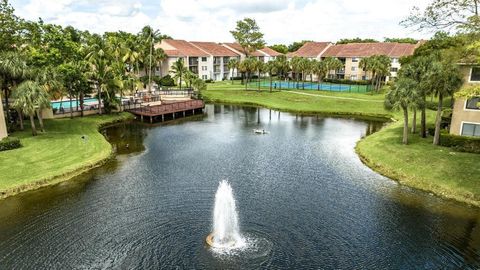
xmin=126 ymin=99 xmax=205 ymax=123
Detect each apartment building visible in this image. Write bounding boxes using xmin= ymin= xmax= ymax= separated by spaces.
xmin=190 ymin=41 xmax=240 ymax=81
xmin=321 ymin=42 xmax=418 ymax=81
xmin=450 ymin=64 xmax=480 ymax=137
xmin=221 ymin=42 xmax=282 ymax=63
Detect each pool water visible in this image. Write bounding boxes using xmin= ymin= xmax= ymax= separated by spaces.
xmin=51 ymin=98 xmax=98 ymax=110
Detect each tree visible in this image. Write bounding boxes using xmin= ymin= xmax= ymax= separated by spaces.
xmin=138 ymin=26 xmax=166 ymax=92
xmin=0 ymin=51 xmax=28 ymax=126
xmin=238 ymin=58 xmax=256 ymax=90
xmin=290 ymin=56 xmax=302 ymax=89
xmin=402 ymin=0 xmax=480 ymax=32
xmin=384 ymin=37 xmax=419 ymax=44
xmin=274 ymin=55 xmax=290 ymax=88
xmin=85 ymin=39 xmax=112 ymax=115
xmin=227 ymin=58 xmax=239 ymax=84
xmin=265 ymin=60 xmax=277 ymax=92
xmin=385 ymin=78 xmax=419 ymax=144
xmin=192 ymin=77 xmax=206 ymax=92
xmin=337 ymin=38 xmax=378 ymax=44
xmin=322 ymin=57 xmax=344 ymax=80
xmin=12 ymin=80 xmax=48 ymax=136
xmin=0 ymin=0 xmax=21 ymax=52
xmin=170 ymin=58 xmax=187 ymax=90
xmin=253 ymin=59 xmax=264 ymax=91
xmin=230 ymin=18 xmax=265 ymax=57
xmin=313 ymin=60 xmax=329 ymax=90
xmin=269 ymin=44 xmax=288 ymax=54
xmin=424 ymin=60 xmax=463 ymax=145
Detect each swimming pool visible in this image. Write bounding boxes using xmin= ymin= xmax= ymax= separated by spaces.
xmin=51 ymin=98 xmax=98 ymax=110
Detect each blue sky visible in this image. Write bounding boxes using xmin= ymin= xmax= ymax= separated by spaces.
xmin=10 ymin=0 xmax=432 ymax=44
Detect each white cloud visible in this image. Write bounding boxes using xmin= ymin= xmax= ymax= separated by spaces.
xmin=11 ymin=0 xmax=432 ymax=43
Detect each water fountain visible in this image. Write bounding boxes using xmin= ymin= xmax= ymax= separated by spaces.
xmin=206 ymin=180 xmax=245 ymax=249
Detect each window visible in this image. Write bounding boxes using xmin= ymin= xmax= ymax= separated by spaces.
xmin=351 ymin=75 xmax=358 ymax=80
xmin=201 ymin=66 xmax=207 ymax=71
xmin=466 ymin=97 xmax=480 ymax=110
xmin=202 ymin=57 xmax=207 ymax=62
xmin=470 ymin=67 xmax=480 ymax=82
xmin=352 ymin=57 xmax=359 ymax=63
xmin=202 ymin=75 xmax=208 ymax=80
xmin=461 ymin=123 xmax=480 ymax=137
xmin=351 ymin=67 xmax=357 ymax=72
xmin=392 ymin=58 xmax=399 ymax=64
xmin=390 ymin=67 xmax=399 ymax=72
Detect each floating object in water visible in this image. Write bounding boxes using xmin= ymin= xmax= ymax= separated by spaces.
xmin=253 ymin=129 xmax=268 ymax=134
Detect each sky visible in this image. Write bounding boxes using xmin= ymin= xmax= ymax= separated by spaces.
xmin=10 ymin=0 xmax=432 ymax=44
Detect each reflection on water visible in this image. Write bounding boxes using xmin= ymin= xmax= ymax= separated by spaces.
xmin=0 ymin=104 xmax=479 ymax=269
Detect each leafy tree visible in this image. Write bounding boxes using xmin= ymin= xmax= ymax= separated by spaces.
xmin=402 ymin=0 xmax=480 ymax=32
xmin=337 ymin=38 xmax=378 ymax=44
xmin=384 ymin=37 xmax=419 ymax=44
xmin=230 ymin=18 xmax=265 ymax=56
xmin=385 ymin=78 xmax=419 ymax=144
xmin=269 ymin=44 xmax=288 ymax=54
xmin=0 ymin=0 xmax=21 ymax=52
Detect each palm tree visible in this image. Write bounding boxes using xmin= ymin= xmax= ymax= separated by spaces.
xmin=265 ymin=60 xmax=277 ymax=92
xmin=385 ymin=78 xmax=419 ymax=144
xmin=372 ymin=55 xmax=392 ymax=92
xmin=0 ymin=51 xmax=28 ymax=125
xmin=323 ymin=57 xmax=343 ymax=80
xmin=274 ymin=55 xmax=290 ymax=90
xmin=314 ymin=60 xmax=328 ymax=90
xmin=359 ymin=57 xmax=371 ymax=81
xmin=170 ymin=58 xmax=187 ymax=90
xmin=239 ymin=58 xmax=257 ymax=91
xmin=290 ymin=56 xmax=302 ymax=89
xmin=253 ymin=59 xmax=265 ymax=91
xmin=425 ymin=60 xmax=463 ymax=145
xmin=12 ymin=81 xmax=48 ymax=136
xmin=184 ymin=70 xmax=197 ymax=89
xmin=227 ymin=58 xmax=239 ymax=84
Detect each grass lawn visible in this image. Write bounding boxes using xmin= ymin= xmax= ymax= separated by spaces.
xmin=0 ymin=113 xmax=133 ymax=198
xmin=204 ymin=81 xmax=480 ymax=206
xmin=204 ymin=81 xmax=390 ymax=119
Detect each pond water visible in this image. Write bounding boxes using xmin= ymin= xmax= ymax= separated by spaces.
xmin=0 ymin=105 xmax=479 ymax=269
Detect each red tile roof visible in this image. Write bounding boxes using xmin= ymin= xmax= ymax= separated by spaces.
xmin=322 ymin=42 xmax=417 ymax=58
xmin=190 ymin=41 xmax=239 ymax=57
xmin=161 ymin=39 xmax=210 ymax=57
xmin=289 ymin=42 xmax=332 ymax=58
xmin=260 ymin=47 xmax=283 ymax=57
xmin=222 ymin=43 xmax=266 ymax=57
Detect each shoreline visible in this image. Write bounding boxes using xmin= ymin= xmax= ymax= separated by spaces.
xmin=0 ymin=113 xmax=133 ymax=200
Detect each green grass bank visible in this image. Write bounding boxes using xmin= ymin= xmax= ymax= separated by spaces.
xmin=204 ymin=81 xmax=480 ymax=207
xmin=0 ymin=113 xmax=133 ymax=199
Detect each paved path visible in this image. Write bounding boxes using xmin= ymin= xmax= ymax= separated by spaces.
xmin=287 ymin=91 xmax=384 ymax=103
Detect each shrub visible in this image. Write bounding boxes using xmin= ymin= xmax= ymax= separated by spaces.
xmin=205 ymin=79 xmax=214 ymax=83
xmin=0 ymin=137 xmax=21 ymax=152
xmin=440 ymin=132 xmax=480 ymax=154
xmin=158 ymin=75 xmax=175 ymax=87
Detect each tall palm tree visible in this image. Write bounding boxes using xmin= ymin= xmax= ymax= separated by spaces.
xmin=12 ymin=80 xmax=48 ymax=136
xmin=170 ymin=58 xmax=187 ymax=90
xmin=274 ymin=55 xmax=290 ymax=90
xmin=359 ymin=57 xmax=371 ymax=81
xmin=227 ymin=58 xmax=239 ymax=84
xmin=425 ymin=60 xmax=463 ymax=145
xmin=265 ymin=60 xmax=277 ymax=92
xmin=0 ymin=51 xmax=28 ymax=125
xmin=385 ymin=78 xmax=419 ymax=144
xmin=323 ymin=57 xmax=343 ymax=81
xmin=290 ymin=56 xmax=302 ymax=89
xmin=314 ymin=60 xmax=328 ymax=90
xmin=254 ymin=59 xmax=265 ymax=91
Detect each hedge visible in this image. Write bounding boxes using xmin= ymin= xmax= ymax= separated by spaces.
xmin=440 ymin=133 xmax=480 ymax=154
xmin=0 ymin=137 xmax=21 ymax=152
xmin=323 ymin=78 xmax=371 ymax=85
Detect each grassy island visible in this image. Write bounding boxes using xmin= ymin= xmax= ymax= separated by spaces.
xmin=203 ymin=81 xmax=480 ymax=207
xmin=0 ymin=113 xmax=133 ymax=199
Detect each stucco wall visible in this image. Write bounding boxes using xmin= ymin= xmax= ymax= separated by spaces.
xmin=450 ymin=66 xmax=480 ymax=135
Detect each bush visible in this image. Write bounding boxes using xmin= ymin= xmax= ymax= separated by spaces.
xmin=323 ymin=78 xmax=371 ymax=85
xmin=158 ymin=75 xmax=175 ymax=87
xmin=0 ymin=137 xmax=21 ymax=152
xmin=205 ymin=79 xmax=214 ymax=83
xmin=440 ymin=132 xmax=480 ymax=154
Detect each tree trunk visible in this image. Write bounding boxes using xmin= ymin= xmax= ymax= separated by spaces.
xmin=98 ymin=84 xmax=103 ymax=115
xmin=421 ymin=95 xmax=427 ymax=138
xmin=402 ymin=106 xmax=409 ymax=145
xmin=18 ymin=110 xmax=24 ymax=131
xmin=36 ymin=109 xmax=45 ymax=132
xmin=245 ymin=72 xmax=248 ymax=91
xmin=411 ymin=108 xmax=417 ymax=134
xmin=29 ymin=114 xmax=37 ymax=136
xmin=3 ymin=88 xmax=9 ymax=128
xmin=270 ymin=76 xmax=273 ymax=93
xmin=80 ymin=91 xmax=84 ymax=117
xmin=433 ymin=93 xmax=443 ymax=145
